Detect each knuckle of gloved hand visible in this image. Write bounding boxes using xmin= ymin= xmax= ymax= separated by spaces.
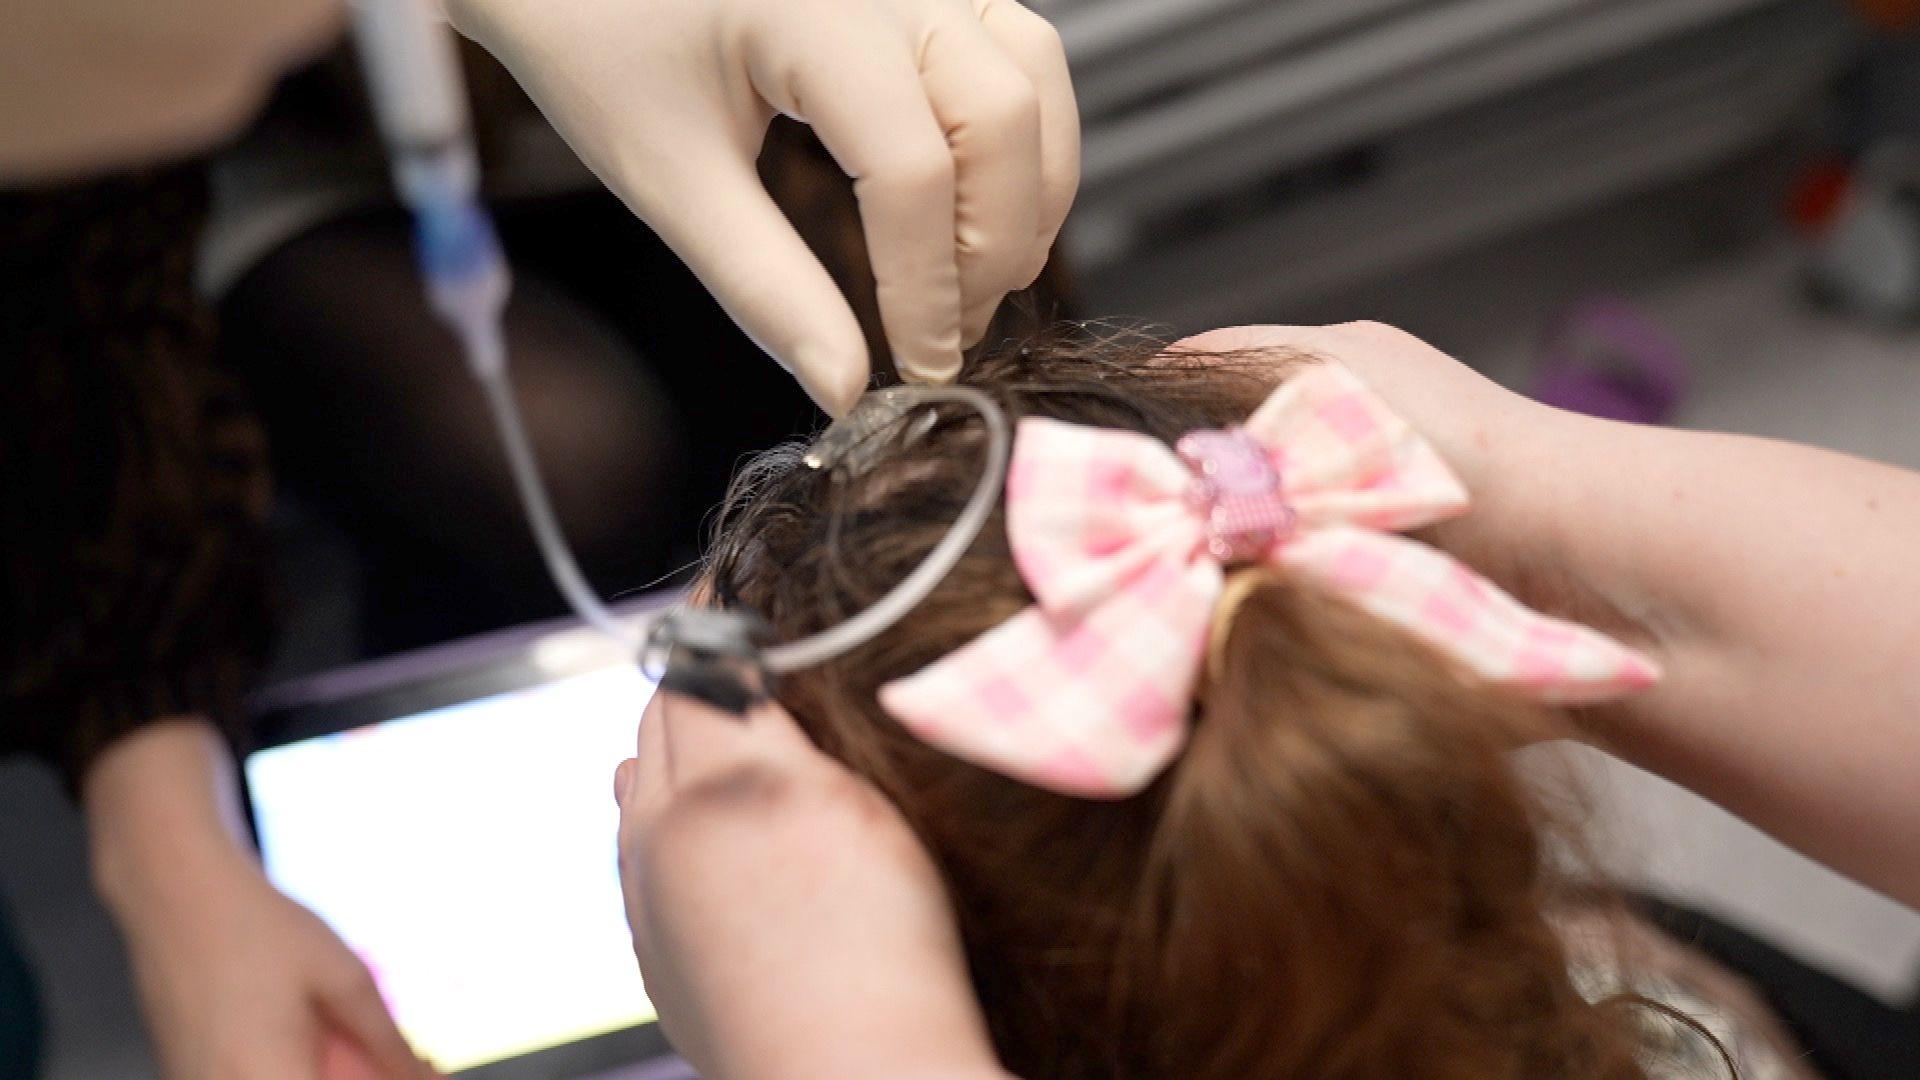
xmin=970 ymin=73 xmax=1040 ymax=144
xmin=1026 ymin=11 xmax=1067 ymax=58
xmin=956 ymin=219 xmax=1016 ymax=271
xmin=868 ymin=139 xmax=956 ymax=204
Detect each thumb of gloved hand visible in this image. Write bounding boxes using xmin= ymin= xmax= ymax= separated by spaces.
xmin=446 ymin=0 xmax=1078 ymax=416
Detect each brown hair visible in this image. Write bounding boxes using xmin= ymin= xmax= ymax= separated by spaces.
xmin=705 ymin=327 xmax=1656 ymax=1078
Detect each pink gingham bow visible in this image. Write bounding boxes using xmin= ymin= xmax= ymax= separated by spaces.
xmin=877 ymin=363 xmax=1659 ymax=798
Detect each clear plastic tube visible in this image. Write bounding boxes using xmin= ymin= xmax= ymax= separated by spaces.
xmin=353 ymin=3 xmax=1008 ymax=683
xmin=419 ymin=192 xmax=1007 ymax=672
xmin=353 ymin=0 xmax=647 ymax=651
xmin=474 ymin=351 xmax=643 ymax=648
xmin=469 ymin=300 xmax=1006 ymax=678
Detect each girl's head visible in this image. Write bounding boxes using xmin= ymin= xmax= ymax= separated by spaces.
xmin=704 ymin=329 xmax=1652 ymax=1078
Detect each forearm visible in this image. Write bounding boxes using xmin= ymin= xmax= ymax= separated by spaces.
xmin=1464 ymin=408 xmax=1920 ymax=905
xmin=83 ymin=719 xmax=258 ymax=923
xmin=1218 ymin=323 xmax=1920 ymax=902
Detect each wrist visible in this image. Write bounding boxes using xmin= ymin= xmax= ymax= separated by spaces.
xmin=1423 ymin=395 xmax=1576 ymax=578
xmin=693 ymin=936 xmax=1004 ymax=1079
xmin=1432 ymin=402 xmax=1668 ymax=676
xmin=84 ymin=720 xmax=256 ymax=922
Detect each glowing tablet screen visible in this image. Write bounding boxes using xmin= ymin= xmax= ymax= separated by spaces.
xmin=247 ymin=664 xmax=657 ymax=1072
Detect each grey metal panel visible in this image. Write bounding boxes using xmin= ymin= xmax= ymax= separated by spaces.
xmin=1066 ymin=0 xmax=1427 ymax=115
xmin=1039 ymin=0 xmax=1287 ymax=64
xmin=1066 ymin=0 xmax=1851 ymax=270
xmin=1077 ymin=0 xmax=1789 ymax=189
xmin=1074 ymin=13 xmax=1848 ymax=324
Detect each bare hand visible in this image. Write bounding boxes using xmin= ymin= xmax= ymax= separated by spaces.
xmin=614 ymin=692 xmax=1005 ymax=1078
xmin=111 ymin=853 xmax=434 ymax=1080
xmin=86 ymin=722 xmax=434 ymax=1080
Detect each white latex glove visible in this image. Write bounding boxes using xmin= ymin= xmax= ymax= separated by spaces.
xmin=447 ymin=0 xmax=1080 ymax=415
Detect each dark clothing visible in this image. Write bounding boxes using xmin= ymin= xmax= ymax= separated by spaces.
xmin=0 ymin=162 xmax=270 ymax=789
xmin=0 ymin=901 xmax=41 ymax=1080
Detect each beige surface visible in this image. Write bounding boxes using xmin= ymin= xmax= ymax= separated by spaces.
xmin=0 ymin=0 xmax=341 ymax=181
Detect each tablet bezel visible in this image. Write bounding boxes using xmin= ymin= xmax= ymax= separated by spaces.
xmin=244 ymin=597 xmax=682 ymax=1079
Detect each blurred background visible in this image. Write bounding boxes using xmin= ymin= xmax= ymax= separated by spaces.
xmin=6 ymin=0 xmax=1920 ymax=1074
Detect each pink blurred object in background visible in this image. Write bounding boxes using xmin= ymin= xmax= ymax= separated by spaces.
xmin=1529 ymin=296 xmax=1688 ymax=425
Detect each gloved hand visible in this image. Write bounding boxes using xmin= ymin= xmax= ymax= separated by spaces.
xmin=446 ymin=0 xmax=1079 ymax=415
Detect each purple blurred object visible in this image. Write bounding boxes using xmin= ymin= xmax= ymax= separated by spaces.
xmin=1529 ymin=297 xmax=1688 ymax=424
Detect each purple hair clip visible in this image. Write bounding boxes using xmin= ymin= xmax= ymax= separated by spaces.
xmin=1175 ymin=428 xmax=1297 ymax=563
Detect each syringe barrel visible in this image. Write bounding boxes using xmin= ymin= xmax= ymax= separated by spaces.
xmin=347 ymin=0 xmax=477 ymax=205
xmin=347 ymin=0 xmax=502 ymax=353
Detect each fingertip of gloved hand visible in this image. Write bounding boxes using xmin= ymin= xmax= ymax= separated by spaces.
xmin=791 ymin=345 xmax=870 ymax=418
xmin=896 ymin=350 xmax=964 ymax=385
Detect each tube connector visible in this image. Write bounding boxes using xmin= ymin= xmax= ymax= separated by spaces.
xmin=420 ymin=202 xmax=509 ymax=380
xmin=396 ymin=146 xmax=510 ymax=380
